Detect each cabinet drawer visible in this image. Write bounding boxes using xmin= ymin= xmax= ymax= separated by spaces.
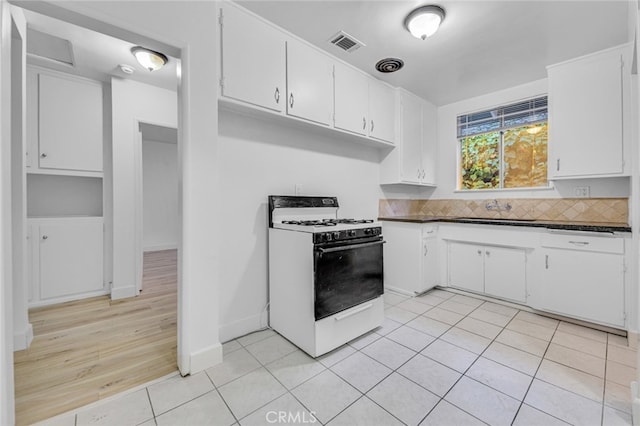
xmin=541 ymin=232 xmax=623 ymax=254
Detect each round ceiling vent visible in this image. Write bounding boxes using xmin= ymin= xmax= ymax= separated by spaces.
xmin=375 ymin=58 xmax=404 ymax=73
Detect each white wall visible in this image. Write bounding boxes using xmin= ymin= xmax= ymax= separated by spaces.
xmin=142 ymin=138 xmax=178 ymax=251
xmin=0 ymin=0 xmax=15 ymax=422
xmin=110 ymin=78 xmax=177 ymax=299
xmin=382 ymin=78 xmax=631 ymax=201
xmin=218 ymin=110 xmax=382 ymax=341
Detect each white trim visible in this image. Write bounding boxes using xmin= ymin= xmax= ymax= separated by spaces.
xmin=144 ymin=243 xmax=178 ymax=252
xmin=28 ymin=289 xmax=110 ymax=308
xmin=110 ymin=284 xmax=137 ymax=300
xmin=188 ymin=342 xmax=222 ymax=374
xmin=13 ymin=323 xmax=32 ymax=351
xmin=219 ymin=312 xmax=266 ymax=343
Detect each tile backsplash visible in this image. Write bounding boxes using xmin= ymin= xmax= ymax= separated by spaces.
xmin=379 ymin=198 xmax=628 ymax=224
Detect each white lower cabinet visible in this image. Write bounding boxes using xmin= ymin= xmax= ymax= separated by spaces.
xmin=534 ymin=233 xmax=625 ymax=327
xmin=448 ymin=241 xmax=526 ymax=303
xmin=28 ymin=217 xmax=104 ymax=305
xmin=383 ymin=222 xmax=438 ymax=296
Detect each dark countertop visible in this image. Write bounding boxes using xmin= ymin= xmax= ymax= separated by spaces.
xmin=378 ymin=216 xmax=632 ymax=233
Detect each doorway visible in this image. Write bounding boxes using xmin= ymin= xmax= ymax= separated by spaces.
xmin=9 ymin=5 xmax=182 ymax=424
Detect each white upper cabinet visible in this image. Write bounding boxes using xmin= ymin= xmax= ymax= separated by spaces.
xmin=380 ymin=90 xmax=437 ymax=185
xmin=368 ymin=78 xmax=396 ymax=143
xmin=219 ymin=4 xmax=397 ymax=147
xmin=399 ymin=91 xmax=422 ymax=184
xmin=333 ymin=61 xmax=395 ymax=143
xmin=35 ymin=72 xmax=103 ymax=174
xmin=548 ymin=44 xmax=631 ymax=179
xmin=334 ymin=61 xmax=369 ymax=136
xmin=219 ymin=4 xmax=286 ymax=112
xmin=286 ymin=38 xmax=333 ymax=126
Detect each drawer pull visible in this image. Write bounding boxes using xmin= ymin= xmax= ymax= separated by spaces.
xmin=569 ymin=241 xmax=590 ymax=246
xmin=545 ymin=254 xmax=549 ymax=269
xmin=334 ymin=303 xmax=373 ymax=321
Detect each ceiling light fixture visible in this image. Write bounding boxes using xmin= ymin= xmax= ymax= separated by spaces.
xmin=404 ymin=5 xmax=445 ymax=40
xmin=131 ymin=46 xmax=168 ymax=71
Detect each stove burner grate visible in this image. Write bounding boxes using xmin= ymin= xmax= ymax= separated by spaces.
xmin=281 ymin=218 xmax=374 ymax=227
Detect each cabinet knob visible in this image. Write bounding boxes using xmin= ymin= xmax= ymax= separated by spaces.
xmin=289 ymin=93 xmax=294 ymax=108
xmin=486 ymin=250 xmax=491 ymax=256
xmin=274 ymin=87 xmax=280 ymax=104
xmin=362 ymin=117 xmax=366 ymax=130
xmin=371 ymin=120 xmax=375 ymax=132
xmin=41 ymin=153 xmax=47 ymax=158
xmin=477 ymin=249 xmax=482 ymax=255
xmin=42 ymin=235 xmax=48 ymax=240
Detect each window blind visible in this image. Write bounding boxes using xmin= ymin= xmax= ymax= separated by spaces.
xmin=457 ymin=95 xmax=548 ymax=138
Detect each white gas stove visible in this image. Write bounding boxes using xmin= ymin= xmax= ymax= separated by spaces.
xmin=268 ymin=195 xmax=385 ymax=357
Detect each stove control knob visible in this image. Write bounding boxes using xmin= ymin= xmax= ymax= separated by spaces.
xmin=372 ymin=228 xmax=380 ymax=235
xmin=332 ymin=231 xmax=341 ymax=240
xmin=322 ymin=233 xmax=331 ymax=241
xmin=347 ymin=230 xmax=356 ymax=237
xmin=364 ymin=228 xmax=372 ymax=235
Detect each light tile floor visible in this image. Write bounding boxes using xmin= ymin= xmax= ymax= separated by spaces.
xmin=40 ymin=289 xmax=637 ymax=426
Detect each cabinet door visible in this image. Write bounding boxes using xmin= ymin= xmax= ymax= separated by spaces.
xmin=39 ymin=74 xmax=103 ymax=172
xmin=540 ymin=249 xmax=624 ymax=327
xmin=448 ymin=242 xmax=484 ymax=293
xmin=39 ymin=220 xmax=104 ymax=299
xmin=383 ymin=222 xmax=422 ymax=295
xmin=549 ymin=48 xmax=624 ymax=177
xmin=334 ymin=62 xmax=368 ymax=136
xmin=399 ymin=92 xmax=423 ymax=184
xmin=484 ymin=246 xmax=526 ymax=303
xmin=421 ymin=236 xmax=439 ymax=292
xmin=368 ymin=79 xmax=395 ymax=143
xmin=421 ymin=99 xmax=437 ymax=185
xmin=286 ymin=38 xmax=333 ymax=126
xmin=220 ymin=5 xmax=286 ymax=112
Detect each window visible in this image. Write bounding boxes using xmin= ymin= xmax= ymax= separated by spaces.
xmin=457 ymin=96 xmax=548 ymax=190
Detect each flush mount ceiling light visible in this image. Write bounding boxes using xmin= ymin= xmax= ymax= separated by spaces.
xmin=404 ymin=5 xmax=445 ymax=40
xmin=131 ymin=46 xmax=168 ymax=71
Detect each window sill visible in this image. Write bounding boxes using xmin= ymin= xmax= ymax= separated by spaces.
xmin=454 ymin=184 xmax=555 ymax=194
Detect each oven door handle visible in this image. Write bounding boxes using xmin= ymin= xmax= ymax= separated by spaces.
xmin=318 ymin=240 xmax=386 ymax=255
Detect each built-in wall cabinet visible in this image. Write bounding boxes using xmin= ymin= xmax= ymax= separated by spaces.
xmin=380 ymin=89 xmax=437 ymax=186
xmin=25 ymin=66 xmax=106 ymax=307
xmin=383 ymin=221 xmax=630 ymax=330
xmin=219 ymin=3 xmax=398 ymax=146
xmin=548 ymin=43 xmax=632 ymax=179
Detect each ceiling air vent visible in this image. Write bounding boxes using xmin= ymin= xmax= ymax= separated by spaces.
xmin=375 ymin=58 xmax=404 ymax=73
xmin=328 ymin=31 xmax=365 ymax=53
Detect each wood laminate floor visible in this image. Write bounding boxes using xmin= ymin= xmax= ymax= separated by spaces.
xmin=14 ymin=249 xmax=178 ymax=425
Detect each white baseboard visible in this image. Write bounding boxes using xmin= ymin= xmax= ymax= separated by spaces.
xmin=219 ymin=312 xmax=266 ymax=343
xmin=189 ymin=342 xmax=223 ymax=373
xmin=29 ymin=289 xmax=110 ymax=308
xmin=384 ymin=285 xmax=415 ymax=297
xmin=631 ymin=382 xmax=639 ymax=425
xmin=111 ymin=285 xmax=137 ymax=300
xmin=144 ymin=243 xmax=178 ymax=252
xmin=13 ymin=323 xmax=33 ymax=351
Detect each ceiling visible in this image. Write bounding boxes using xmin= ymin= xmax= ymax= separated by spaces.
xmin=22 ymin=8 xmax=179 ymax=91
xmin=238 ymin=0 xmax=631 ymax=106
xmin=19 ymin=1 xmax=630 ymax=106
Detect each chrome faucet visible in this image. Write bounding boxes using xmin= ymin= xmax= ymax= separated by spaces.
xmin=486 ymin=199 xmax=512 ymax=211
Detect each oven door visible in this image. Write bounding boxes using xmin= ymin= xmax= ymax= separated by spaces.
xmin=313 ymin=236 xmax=384 ymax=320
